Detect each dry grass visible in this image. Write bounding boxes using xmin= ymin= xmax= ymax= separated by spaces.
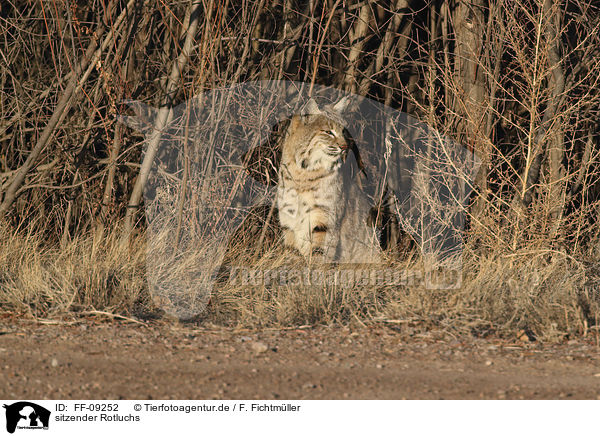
xmin=0 ymin=221 xmax=146 ymax=318
xmin=1 ymin=0 xmax=600 ymax=343
xmin=1 ymin=220 xmax=598 ymax=342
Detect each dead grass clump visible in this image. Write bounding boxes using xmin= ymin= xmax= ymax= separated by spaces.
xmin=458 ymin=251 xmax=590 ymax=341
xmin=0 ymin=222 xmax=146 ymax=317
xmin=207 ymin=276 xmax=396 ymax=328
xmin=205 ymin=245 xmax=599 ymax=342
xmin=1 ymin=220 xmax=599 ymax=342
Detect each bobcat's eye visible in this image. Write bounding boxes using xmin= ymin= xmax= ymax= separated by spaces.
xmin=322 ymin=129 xmax=336 ymax=137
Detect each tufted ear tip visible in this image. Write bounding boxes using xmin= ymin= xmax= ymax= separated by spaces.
xmin=331 ymin=95 xmax=351 ymax=114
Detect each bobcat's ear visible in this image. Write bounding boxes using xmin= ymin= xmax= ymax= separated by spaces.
xmin=302 ymin=98 xmax=320 ymax=115
xmin=331 ymin=96 xmax=351 ymax=114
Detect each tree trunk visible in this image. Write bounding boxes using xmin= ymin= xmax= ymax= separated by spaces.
xmin=122 ymin=0 xmax=203 ymax=239
xmin=453 ymin=0 xmax=489 ymax=218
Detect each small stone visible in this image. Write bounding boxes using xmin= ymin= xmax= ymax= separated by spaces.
xmin=315 ymin=355 xmax=328 ymax=364
xmin=251 ymin=342 xmax=269 ymax=354
xmin=485 ymin=360 xmax=493 ymax=366
xmin=51 ymin=358 xmax=58 ymax=367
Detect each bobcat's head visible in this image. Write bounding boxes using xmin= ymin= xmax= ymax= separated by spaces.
xmin=242 ymin=97 xmax=365 ymax=185
xmin=283 ymin=114 xmax=350 ymax=173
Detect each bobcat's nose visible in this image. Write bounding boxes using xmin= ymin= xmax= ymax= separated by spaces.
xmin=327 ymin=143 xmax=348 ymax=155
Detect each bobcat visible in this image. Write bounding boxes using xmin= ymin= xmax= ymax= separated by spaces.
xmin=276 ymin=99 xmax=382 ymax=264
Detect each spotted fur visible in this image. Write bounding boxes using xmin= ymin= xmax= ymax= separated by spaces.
xmin=276 ymin=102 xmax=381 ymax=264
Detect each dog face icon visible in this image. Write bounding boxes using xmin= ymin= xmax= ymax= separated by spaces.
xmin=17 ymin=407 xmax=35 ymax=427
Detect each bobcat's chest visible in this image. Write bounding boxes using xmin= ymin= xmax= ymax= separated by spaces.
xmin=277 ymin=170 xmax=342 ymax=257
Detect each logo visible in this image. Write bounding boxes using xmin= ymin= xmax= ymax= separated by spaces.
xmin=3 ymin=402 xmax=50 ymax=434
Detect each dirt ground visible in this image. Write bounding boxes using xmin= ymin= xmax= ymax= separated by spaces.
xmin=1 ymin=316 xmax=599 ymax=400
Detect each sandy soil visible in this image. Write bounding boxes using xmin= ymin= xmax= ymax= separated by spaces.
xmin=1 ymin=316 xmax=599 ymax=400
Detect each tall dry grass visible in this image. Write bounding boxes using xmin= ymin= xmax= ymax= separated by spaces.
xmin=1 ymin=0 xmax=600 ymax=341
xmin=1 ymin=217 xmax=597 ymax=341
xmin=0 ymin=221 xmax=146 ymax=318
